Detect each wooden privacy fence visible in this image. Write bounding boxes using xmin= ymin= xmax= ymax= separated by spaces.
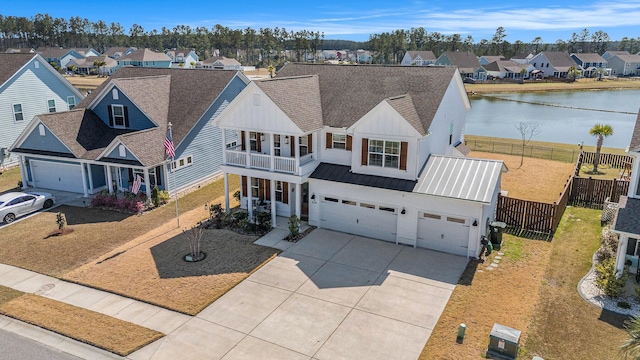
xmin=496 ymin=176 xmax=629 ymax=239
xmin=578 ymin=152 xmax=633 ymax=170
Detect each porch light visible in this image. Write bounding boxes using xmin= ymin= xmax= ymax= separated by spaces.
xmin=311 ymin=194 xmax=315 ymax=200
xmin=401 ymin=208 xmax=406 ymax=215
xmin=260 ymin=133 xmax=265 ymax=141
xmin=473 ymin=219 xmax=478 ymax=226
xmin=284 ymin=136 xmax=289 ymax=144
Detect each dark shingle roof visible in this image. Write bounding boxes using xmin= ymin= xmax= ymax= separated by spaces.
xmin=0 ymin=53 xmax=35 ymax=86
xmin=406 ymin=51 xmax=436 ymax=61
xmin=571 ymin=53 xmax=606 ymax=63
xmin=37 ymin=47 xmax=74 ymax=59
xmin=120 ymin=49 xmax=171 ymax=62
xmin=629 ymin=110 xmax=640 ymax=151
xmin=614 ymin=197 xmax=640 ymax=235
xmin=539 ymin=52 xmax=577 ymax=68
xmin=276 ymin=63 xmax=459 ymax=135
xmin=254 ymin=75 xmax=323 ymax=132
xmin=310 ymin=162 xmax=417 ymax=192
xmin=385 ymin=94 xmax=424 ymax=134
xmin=439 ymin=52 xmax=482 ymax=72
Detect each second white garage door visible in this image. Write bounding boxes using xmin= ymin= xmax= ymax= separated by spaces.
xmin=319 ymin=195 xmax=398 ymax=242
xmin=31 ymin=160 xmax=84 ymax=193
xmin=417 ymin=211 xmax=470 ymax=256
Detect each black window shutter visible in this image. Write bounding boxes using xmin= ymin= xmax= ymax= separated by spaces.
xmin=155 ymin=166 xmax=162 ymax=186
xmin=627 ymin=238 xmax=638 ymax=256
xmin=108 ymin=105 xmax=114 ymax=126
xmin=128 ymin=168 xmax=134 ymax=183
xmin=124 ymin=106 xmax=130 ymax=128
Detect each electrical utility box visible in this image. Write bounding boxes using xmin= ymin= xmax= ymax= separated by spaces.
xmin=487 ymin=323 xmax=521 ymax=359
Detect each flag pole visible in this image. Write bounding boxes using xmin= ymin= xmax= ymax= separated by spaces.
xmin=168 ymin=122 xmax=180 ymax=228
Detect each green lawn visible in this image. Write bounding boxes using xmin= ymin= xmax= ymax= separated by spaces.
xmin=522 ymin=207 xmax=629 ymax=359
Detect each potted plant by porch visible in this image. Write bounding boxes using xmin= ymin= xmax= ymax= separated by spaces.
xmin=183 ymin=225 xmax=206 ymax=262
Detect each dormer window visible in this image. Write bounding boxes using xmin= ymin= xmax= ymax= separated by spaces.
xmin=112 ymin=88 xmax=119 ymax=100
xmin=109 ymin=104 xmax=128 ymax=128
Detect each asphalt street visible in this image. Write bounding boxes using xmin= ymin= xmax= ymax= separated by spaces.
xmin=0 ymin=328 xmax=82 ymax=360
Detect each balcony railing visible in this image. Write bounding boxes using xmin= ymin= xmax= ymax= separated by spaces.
xmin=225 ymin=149 xmax=301 ymax=174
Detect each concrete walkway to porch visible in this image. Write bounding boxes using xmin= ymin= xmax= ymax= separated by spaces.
xmin=253 ymin=216 xmax=311 ymax=251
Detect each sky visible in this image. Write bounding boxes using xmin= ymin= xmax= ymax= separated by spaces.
xmin=3 ymin=0 xmax=640 ymax=43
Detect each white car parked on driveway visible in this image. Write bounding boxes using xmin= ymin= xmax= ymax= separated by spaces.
xmin=0 ymin=192 xmax=55 ymax=223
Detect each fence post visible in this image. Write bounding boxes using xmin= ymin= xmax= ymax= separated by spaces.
xmin=511 ymin=144 xmax=513 ymax=155
xmin=550 ymin=148 xmax=553 ymax=160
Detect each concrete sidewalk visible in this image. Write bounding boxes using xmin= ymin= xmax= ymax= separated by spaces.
xmin=0 ymin=263 xmax=192 ymax=358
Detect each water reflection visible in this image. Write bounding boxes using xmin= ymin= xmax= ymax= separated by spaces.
xmin=466 ymin=89 xmax=640 ymax=149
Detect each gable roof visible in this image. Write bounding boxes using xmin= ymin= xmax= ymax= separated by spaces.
xmin=0 ymin=53 xmax=36 ymax=86
xmin=120 ymin=49 xmax=171 ymax=62
xmin=484 ymin=60 xmax=530 ymax=73
xmin=536 ymin=52 xmax=577 ymax=68
xmin=276 ymin=63 xmax=461 ymax=136
xmin=254 ymin=75 xmax=323 ymax=132
xmin=202 ymin=56 xmax=241 ymax=66
xmin=612 ymin=54 xmax=640 ymax=63
xmin=79 ymin=67 xmax=243 ymax=154
xmin=167 ymin=49 xmax=195 ymax=57
xmin=511 ymin=53 xmax=533 ymax=60
xmin=571 ymin=53 xmax=606 ymax=63
xmin=104 ymin=47 xmax=135 ymax=57
xmin=439 ymin=52 xmax=482 ymax=71
xmin=480 ymin=55 xmax=505 ymax=62
xmin=414 ymin=155 xmax=503 ymax=204
xmin=385 ymin=94 xmax=424 ymax=134
xmin=406 ymin=51 xmax=436 ymax=61
xmin=629 ymin=110 xmax=640 ymax=151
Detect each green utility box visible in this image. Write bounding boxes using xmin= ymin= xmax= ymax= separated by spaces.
xmin=487 ymin=323 xmax=521 ymax=360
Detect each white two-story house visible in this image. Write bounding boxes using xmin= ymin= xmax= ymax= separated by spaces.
xmin=614 ymin=110 xmax=640 ymax=275
xmin=214 ymin=64 xmax=504 ymax=258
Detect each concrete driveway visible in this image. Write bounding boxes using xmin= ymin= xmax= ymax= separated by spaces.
xmin=130 ymin=229 xmax=468 ymax=360
xmin=0 ymin=188 xmax=84 ymax=228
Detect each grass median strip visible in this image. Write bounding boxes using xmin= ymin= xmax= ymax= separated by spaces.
xmin=0 ymin=285 xmax=163 ymax=356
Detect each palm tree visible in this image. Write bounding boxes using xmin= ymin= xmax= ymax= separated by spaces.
xmin=621 ymin=315 xmax=640 ymax=359
xmin=267 ymin=65 xmax=274 ymax=78
xmin=93 ymin=60 xmax=107 ymax=76
xmin=589 ymin=124 xmax=613 ymax=173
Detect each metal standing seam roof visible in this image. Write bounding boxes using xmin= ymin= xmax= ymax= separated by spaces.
xmin=414 ymin=155 xmax=503 ymax=203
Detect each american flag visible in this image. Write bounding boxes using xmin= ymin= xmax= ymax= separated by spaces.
xmin=131 ymin=174 xmax=142 ymax=194
xmin=164 ymin=128 xmax=175 ymax=158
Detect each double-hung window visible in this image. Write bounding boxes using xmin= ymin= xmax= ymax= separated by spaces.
xmin=332 ymin=134 xmax=346 ymax=149
xmin=369 ymin=140 xmax=400 ymax=169
xmin=274 ymin=135 xmax=281 ymax=156
xmin=251 ymin=178 xmax=259 ymax=198
xmin=67 ymin=96 xmax=76 ymax=110
xmin=275 ymin=181 xmax=283 ymax=202
xmin=12 ymin=104 xmax=24 ymax=122
xmin=249 ymin=132 xmax=259 ymax=151
xmin=112 ymin=105 xmax=125 ymax=128
xmin=299 ymin=136 xmax=308 ymax=156
xmin=47 ymin=99 xmax=56 ymax=113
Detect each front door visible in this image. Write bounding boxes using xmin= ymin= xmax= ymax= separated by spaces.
xmin=301 ymin=182 xmax=309 ymax=221
xmin=110 ymin=167 xmax=121 ymax=191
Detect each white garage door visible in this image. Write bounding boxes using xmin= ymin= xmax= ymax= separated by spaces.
xmin=319 ymin=196 xmax=397 ymax=242
xmin=31 ymin=160 xmax=84 ymax=193
xmin=417 ymin=211 xmax=470 ymax=256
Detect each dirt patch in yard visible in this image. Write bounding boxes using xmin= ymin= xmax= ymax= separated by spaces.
xmin=470 ymin=151 xmax=575 ymax=203
xmin=64 ymin=227 xmax=280 ymax=315
xmin=420 ymin=234 xmax=552 ymax=359
xmin=0 ymin=290 xmax=163 ymax=356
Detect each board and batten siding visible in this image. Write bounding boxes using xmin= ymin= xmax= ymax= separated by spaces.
xmin=166 ymin=75 xmax=246 ymax=193
xmin=92 ymin=86 xmax=156 ymax=130
xmin=0 ymin=58 xmax=82 ymax=166
xmin=19 ymin=122 xmax=73 ymax=154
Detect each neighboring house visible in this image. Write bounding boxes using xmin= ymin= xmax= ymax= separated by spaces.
xmin=613 ymin=110 xmax=640 ymax=276
xmin=0 ymin=53 xmax=84 ymax=167
xmin=166 ymin=49 xmax=199 ymax=69
xmin=5 ymin=48 xmax=35 ymax=54
xmin=116 ymin=49 xmax=172 ymax=68
xmin=607 ymin=54 xmax=640 ymax=76
xmin=484 ymin=60 xmax=534 ymax=79
xmin=570 ymin=53 xmax=608 ymax=77
xmin=73 ymin=48 xmax=101 ymax=58
xmin=401 ymin=51 xmax=437 ymax=66
xmin=478 ymin=55 xmax=505 ymax=66
xmin=603 ymin=50 xmax=630 ymax=60
xmin=37 ymin=47 xmax=85 ymax=69
xmin=435 ymin=52 xmax=487 ymax=81
xmin=10 ymin=68 xmax=249 ymax=198
xmin=68 ymin=56 xmax=118 ymax=75
xmin=318 ymin=50 xmax=338 ymax=60
xmin=355 ymin=49 xmax=373 ymax=63
xmin=528 ymin=51 xmax=578 ymax=78
xmin=104 ymin=47 xmax=136 ymax=59
xmin=511 ymin=53 xmax=534 ymax=64
xmin=199 ymin=56 xmax=242 ymax=70
xmin=213 ymin=63 xmax=505 ymax=258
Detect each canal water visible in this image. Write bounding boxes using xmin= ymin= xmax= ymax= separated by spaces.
xmin=466 ymin=89 xmax=640 ymax=149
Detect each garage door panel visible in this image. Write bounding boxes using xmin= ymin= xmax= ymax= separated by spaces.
xmin=31 ymin=160 xmax=83 ymax=193
xmin=319 ymin=196 xmax=397 ymax=242
xmin=417 ymin=211 xmax=469 ymax=256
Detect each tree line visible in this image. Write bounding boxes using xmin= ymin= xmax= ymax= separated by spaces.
xmin=0 ymin=13 xmax=635 ymax=66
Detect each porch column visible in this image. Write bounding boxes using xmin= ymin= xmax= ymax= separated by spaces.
xmin=224 ymin=173 xmax=230 ymax=211
xmin=245 ymin=131 xmax=251 ymax=168
xmin=87 ymin=163 xmax=94 ymax=194
xmin=106 ymin=165 xmax=113 ymax=193
xmin=270 ymin=179 xmax=277 ymax=227
xmin=294 ymin=135 xmax=300 ymax=175
xmin=247 ymin=175 xmax=253 ymax=220
xmin=221 ymin=129 xmax=227 ymax=164
xmin=143 ymin=168 xmax=151 ymax=198
xmin=616 ymin=235 xmax=629 ymax=278
xmin=269 ymin=133 xmax=275 ymax=171
xmin=80 ymin=162 xmax=89 ymax=197
xmin=295 ymin=182 xmax=301 ymax=219
xmin=19 ymin=156 xmax=28 ymax=190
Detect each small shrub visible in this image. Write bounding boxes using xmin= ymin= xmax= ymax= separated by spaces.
xmin=289 ymin=215 xmax=300 ymax=237
xmin=151 ymin=186 xmax=169 ymax=207
xmin=56 ymin=212 xmax=66 ymax=230
xmin=116 ymin=197 xmax=129 ymax=210
xmin=233 ymin=190 xmax=241 ymax=202
xmin=595 ymin=258 xmax=626 ymax=298
xmin=129 ymin=200 xmax=145 ymax=214
xmin=635 ymin=286 xmax=640 ymax=300
xmin=233 ymin=211 xmax=248 ymax=222
xmin=256 ymin=211 xmax=271 ymax=231
xmin=595 ymin=228 xmax=620 ymax=263
xmin=17 ymin=180 xmax=23 ymax=188
xmin=618 ymin=301 xmax=632 ymax=309
xmin=209 ymin=204 xmax=224 ymax=229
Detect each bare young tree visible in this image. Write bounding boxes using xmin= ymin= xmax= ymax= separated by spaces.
xmin=183 ymin=225 xmax=204 ymax=261
xmin=515 ymin=122 xmax=541 ymax=169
